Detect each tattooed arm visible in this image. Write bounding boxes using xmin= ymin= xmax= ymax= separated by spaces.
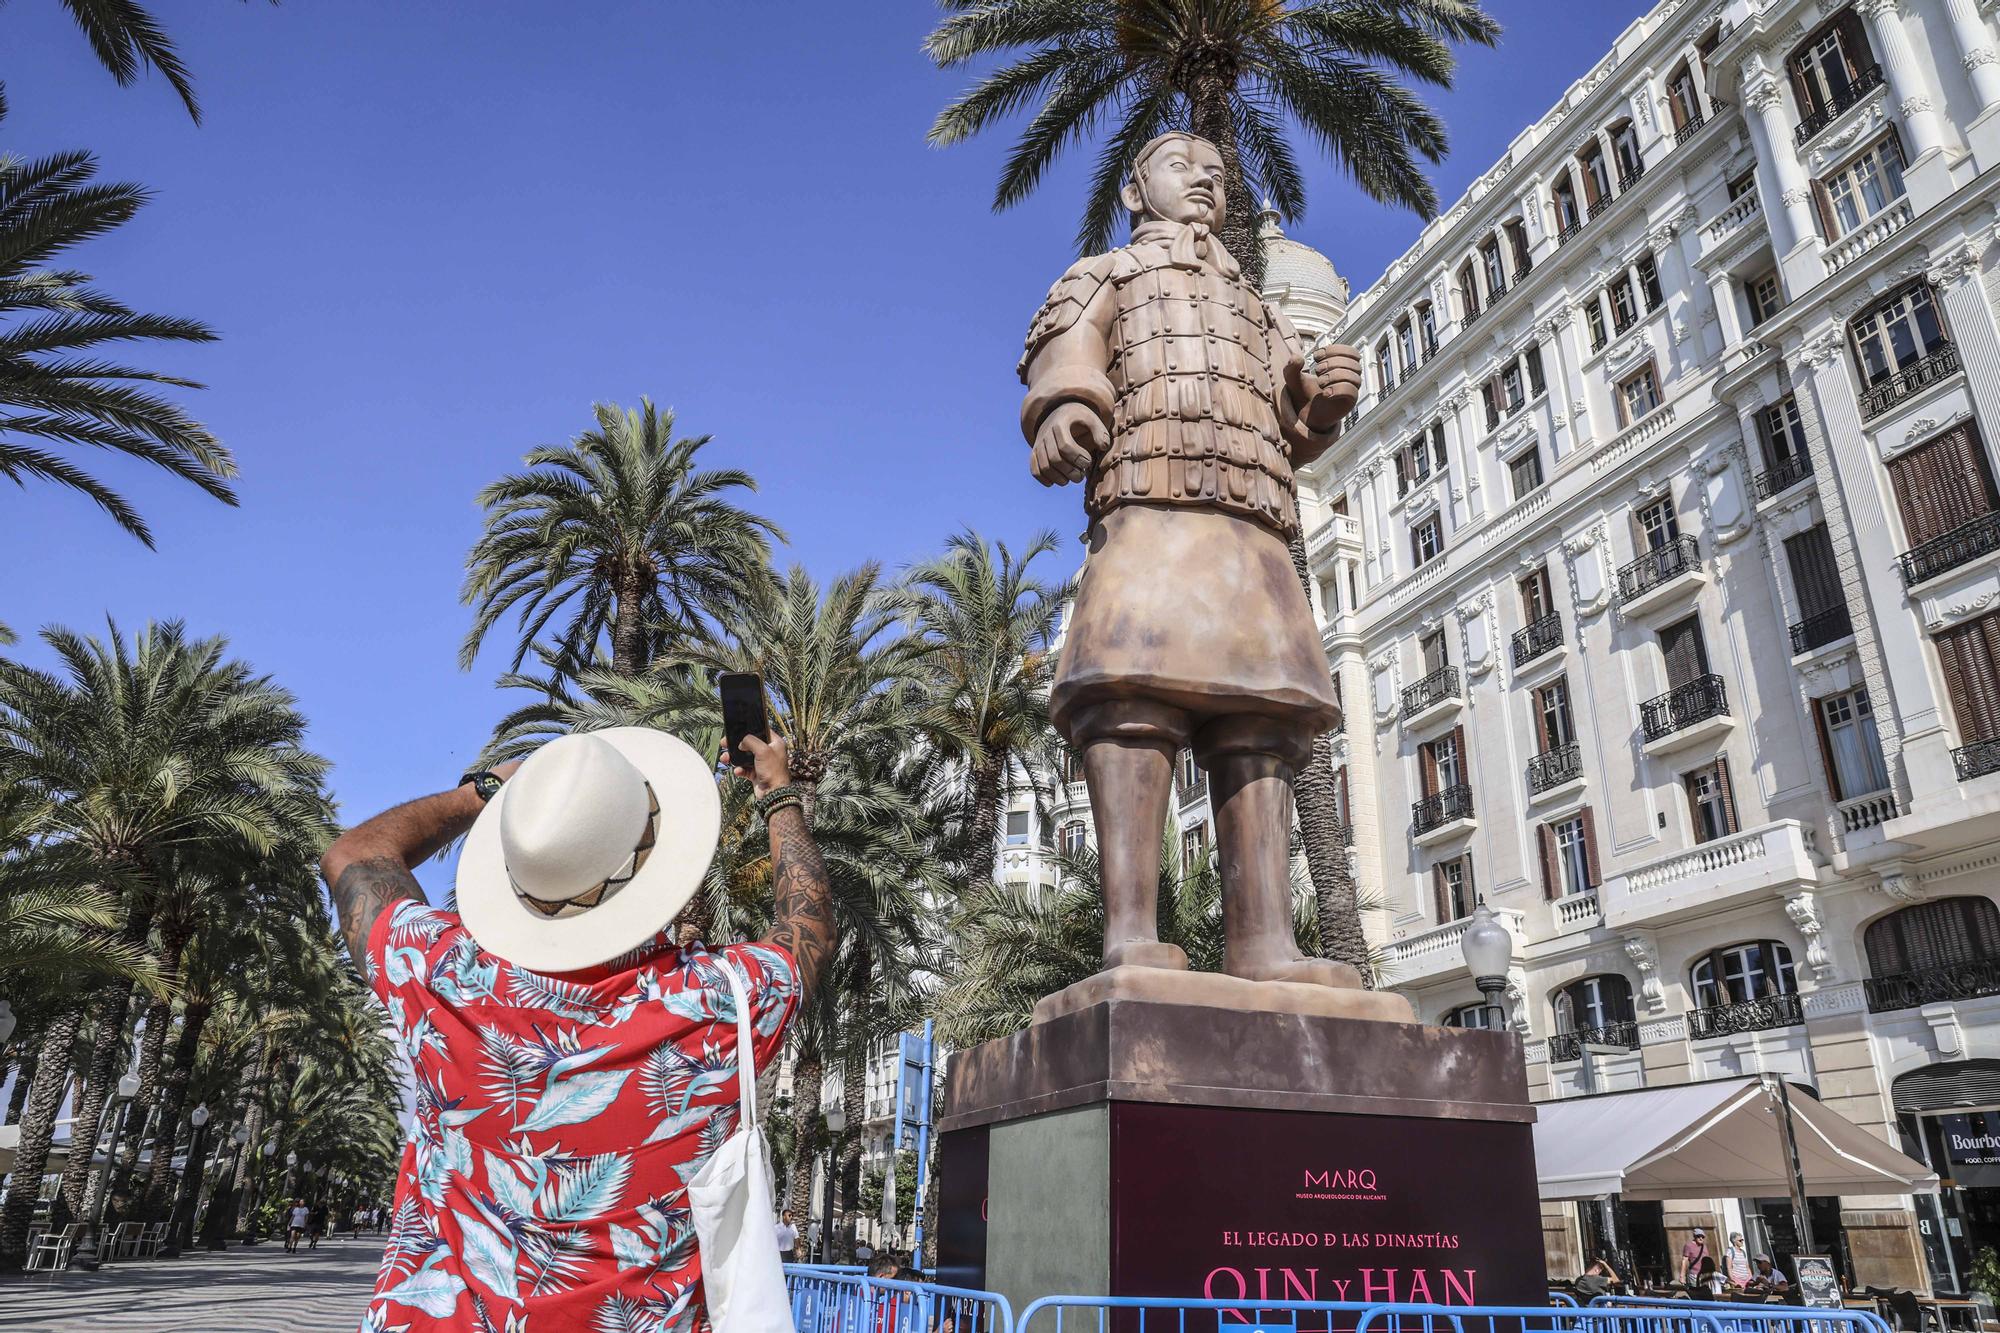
xmin=735 ymin=734 xmax=836 ymax=1000
xmin=320 ymin=762 xmax=519 ymax=966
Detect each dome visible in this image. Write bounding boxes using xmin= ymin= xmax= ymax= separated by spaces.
xmin=1258 ymin=206 xmax=1349 ymax=307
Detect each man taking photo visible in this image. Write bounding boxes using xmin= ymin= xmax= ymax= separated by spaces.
xmin=321 ymin=725 xmax=833 ymax=1332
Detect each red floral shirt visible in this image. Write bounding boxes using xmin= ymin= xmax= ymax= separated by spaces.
xmin=362 ymin=899 xmax=798 ymax=1333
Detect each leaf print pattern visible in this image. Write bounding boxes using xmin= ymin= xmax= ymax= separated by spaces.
xmin=365 ymin=906 xmax=798 ymax=1332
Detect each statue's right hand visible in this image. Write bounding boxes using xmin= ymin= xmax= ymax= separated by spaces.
xmin=1031 ymin=402 xmax=1107 ymax=487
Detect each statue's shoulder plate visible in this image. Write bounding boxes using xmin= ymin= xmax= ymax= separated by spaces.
xmin=1019 ymin=252 xmax=1124 ymax=373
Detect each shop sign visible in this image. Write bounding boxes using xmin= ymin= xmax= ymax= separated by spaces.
xmin=1794 ymin=1255 xmax=1840 ymax=1309
xmin=1936 ymin=1111 xmax=2000 ymax=1189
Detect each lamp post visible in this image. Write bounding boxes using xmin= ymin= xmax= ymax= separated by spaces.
xmin=1460 ymin=903 xmax=1515 ymax=1029
xmin=70 ymin=1072 xmax=142 ymax=1269
xmin=205 ymin=1123 xmax=252 ymax=1250
xmin=820 ymin=1101 xmax=846 ymax=1262
xmin=160 ymin=1102 xmax=209 ymax=1257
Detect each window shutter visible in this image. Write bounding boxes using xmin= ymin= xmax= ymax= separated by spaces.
xmin=1336 ymin=767 xmax=1350 ymax=825
xmin=1538 ymin=824 xmax=1558 ymax=900
xmin=1888 ymin=424 xmax=2000 ymax=548
xmin=1936 ymin=612 xmax=2000 ymax=745
xmin=1785 ymin=525 xmax=1842 ymax=621
xmin=1533 ymin=686 xmax=1551 ymax=751
xmin=1810 ymin=178 xmax=1837 ymax=243
xmin=1715 ymin=754 xmax=1740 ymax=834
xmin=1810 ymin=695 xmax=1845 ymax=801
xmin=1420 ymin=741 xmax=1438 ymax=797
xmin=1579 ymin=807 xmax=1602 ymax=890
xmin=1432 ymin=864 xmax=1449 ymax=924
xmin=1463 ymin=856 xmax=1477 ymax=909
xmin=1450 ymin=726 xmax=1467 ymax=790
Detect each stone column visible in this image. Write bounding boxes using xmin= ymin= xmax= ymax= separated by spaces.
xmin=1542 ymin=313 xmax=1587 ymax=459
xmin=1707 ymin=268 xmax=1746 ymax=354
xmin=1931 ymin=241 xmax=2000 ymax=468
xmin=1649 ymin=219 xmax=1692 ymax=380
xmin=1740 ymin=76 xmax=1817 ymax=259
xmin=1858 ymin=0 xmax=1949 ymax=200
xmin=1358 ymin=461 xmax=1383 ymax=587
xmin=1940 ymin=0 xmax=2000 ymax=161
xmin=1442 ymin=394 xmax=1481 ymax=523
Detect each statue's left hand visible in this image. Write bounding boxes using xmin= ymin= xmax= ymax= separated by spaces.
xmin=1293 ymin=343 xmax=1361 ymax=431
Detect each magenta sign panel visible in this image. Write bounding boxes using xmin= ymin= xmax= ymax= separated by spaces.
xmin=1109 ymin=1101 xmax=1546 ymax=1313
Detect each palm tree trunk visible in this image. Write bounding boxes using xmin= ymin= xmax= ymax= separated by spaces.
xmin=836 ymin=947 xmax=871 ymax=1260
xmin=108 ymin=992 xmax=175 ymax=1220
xmin=611 ymin=565 xmax=649 ymax=677
xmin=141 ymin=996 xmax=210 ymax=1219
xmin=3 ymin=1047 xmax=34 ymax=1126
xmin=786 ymin=1053 xmax=822 ymax=1223
xmin=230 ymin=1038 xmax=276 ymax=1235
xmin=964 ymin=756 xmax=1006 ymax=888
xmin=59 ymin=983 xmax=143 ymax=1217
xmin=0 ymin=1003 xmax=86 ymax=1268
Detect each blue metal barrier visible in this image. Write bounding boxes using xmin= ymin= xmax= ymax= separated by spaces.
xmin=1355 ymin=1302 xmax=1734 ymax=1333
xmin=785 ymin=1265 xmax=1014 ymax=1333
xmin=1589 ymin=1295 xmax=1891 ymax=1333
xmin=1015 ymin=1295 xmax=1842 ymax=1333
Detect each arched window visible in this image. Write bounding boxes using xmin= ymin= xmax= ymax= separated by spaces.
xmin=1864 ymin=898 xmax=2000 ymax=1011
xmin=1690 ymin=940 xmax=1796 ymax=1009
xmin=1446 ymin=1002 xmax=1499 ymax=1029
xmin=1058 ymin=820 xmax=1088 ymax=857
xmin=1553 ymin=974 xmax=1635 ymax=1035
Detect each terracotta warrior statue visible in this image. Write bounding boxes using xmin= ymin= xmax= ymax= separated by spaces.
xmin=1019 ymin=131 xmax=1363 ymax=988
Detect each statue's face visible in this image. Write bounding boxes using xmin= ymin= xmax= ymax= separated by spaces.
xmin=1125 ymin=138 xmax=1226 ymax=229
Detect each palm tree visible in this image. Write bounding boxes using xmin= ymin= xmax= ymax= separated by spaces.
xmin=885 ymin=529 xmax=1073 ymax=889
xmin=0 ymin=620 xmax=328 ymax=1264
xmin=925 ymin=0 xmax=1500 ymax=285
xmin=17 ymin=0 xmax=207 ymax=120
xmin=460 ymin=399 xmax=780 ymax=678
xmin=0 ymin=104 xmax=233 ymax=547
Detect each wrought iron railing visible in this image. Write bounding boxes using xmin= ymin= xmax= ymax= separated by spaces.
xmin=1794 ymin=64 xmax=1885 ymax=145
xmin=1866 ymin=958 xmax=2000 ymax=1013
xmin=1954 ymin=738 xmax=2000 ymax=781
xmin=1687 ymin=991 xmax=1804 ymax=1039
xmin=1674 ymin=111 xmax=1706 ymax=147
xmin=1511 ymin=612 xmax=1563 ymax=667
xmin=1421 ymin=334 xmax=1439 ymax=360
xmin=1789 ymin=606 xmax=1852 ymax=655
xmin=1617 ymin=162 xmax=1646 ymax=192
xmin=1411 ymin=783 xmax=1473 ymax=835
xmin=1514 ymin=253 xmax=1533 ymax=280
xmin=1860 ymin=343 xmax=1960 ymax=419
xmin=1898 ymin=508 xmax=2000 ymax=586
xmin=1401 ymin=665 xmax=1461 ymax=716
xmin=1556 ymin=218 xmax=1584 ymax=246
xmin=1462 ymin=304 xmax=1484 ymax=329
xmin=1527 ymin=742 xmax=1582 ymax=794
xmin=1755 ymin=452 xmax=1813 ymax=500
xmin=1487 ymin=277 xmax=1508 ymax=303
xmin=1178 ymin=773 xmax=1208 ymax=807
xmin=1616 ymin=534 xmax=1700 ymax=603
xmin=1546 ymin=1020 xmax=1639 ymax=1063
xmin=1640 ymin=674 xmax=1729 ymax=742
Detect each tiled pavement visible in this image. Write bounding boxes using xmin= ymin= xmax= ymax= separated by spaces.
xmin=0 ymin=1233 xmax=381 ymax=1331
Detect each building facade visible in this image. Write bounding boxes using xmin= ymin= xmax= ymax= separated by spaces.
xmin=1297 ymin=0 xmax=2000 ymax=1296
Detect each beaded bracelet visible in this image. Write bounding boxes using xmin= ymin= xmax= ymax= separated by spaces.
xmin=755 ymin=784 xmax=804 ymax=820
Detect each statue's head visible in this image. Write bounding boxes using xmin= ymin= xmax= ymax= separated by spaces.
xmin=1122 ymin=132 xmax=1226 ymax=231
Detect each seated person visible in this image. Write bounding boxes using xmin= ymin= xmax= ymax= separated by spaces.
xmin=1748 ymin=1256 xmax=1790 ymax=1294
xmin=1575 ymin=1258 xmax=1621 ymax=1298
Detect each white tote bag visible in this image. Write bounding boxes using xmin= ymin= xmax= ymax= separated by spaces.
xmin=688 ymin=959 xmax=794 ymax=1333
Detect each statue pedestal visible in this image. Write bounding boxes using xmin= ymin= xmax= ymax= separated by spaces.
xmin=935 ymin=984 xmax=1547 ymax=1317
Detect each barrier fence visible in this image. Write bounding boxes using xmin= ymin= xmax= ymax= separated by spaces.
xmin=785 ymin=1265 xmax=1014 ymax=1333
xmin=1589 ymin=1295 xmax=1892 ymax=1333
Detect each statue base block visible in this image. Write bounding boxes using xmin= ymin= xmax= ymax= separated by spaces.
xmin=935 ymin=994 xmax=1546 ymax=1317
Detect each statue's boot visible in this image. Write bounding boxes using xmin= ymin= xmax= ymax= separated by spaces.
xmin=1076 ymin=699 xmax=1191 ymax=972
xmin=1200 ymin=713 xmax=1362 ymax=990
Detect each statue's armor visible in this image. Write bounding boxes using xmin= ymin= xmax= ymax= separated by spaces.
xmin=1021 ymin=244 xmax=1302 ymax=538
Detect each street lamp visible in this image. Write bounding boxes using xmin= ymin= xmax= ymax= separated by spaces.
xmin=1460 ymin=903 xmax=1514 ymax=1029
xmin=160 ymin=1103 xmax=211 ymax=1257
xmin=206 ymin=1123 xmax=253 ymax=1251
xmin=820 ymin=1102 xmax=847 ymax=1262
xmin=71 ymin=1072 xmax=143 ymax=1269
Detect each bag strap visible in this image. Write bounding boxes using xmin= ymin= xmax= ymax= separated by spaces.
xmin=718 ymin=954 xmax=759 ymax=1126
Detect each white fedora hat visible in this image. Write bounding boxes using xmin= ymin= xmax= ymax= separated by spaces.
xmin=458 ymin=727 xmax=721 ymax=972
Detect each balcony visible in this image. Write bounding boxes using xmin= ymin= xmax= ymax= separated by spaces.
xmin=1617 ymin=162 xmax=1646 ymax=193
xmin=1825 ymin=197 xmax=1914 ymax=275
xmin=1674 ymin=112 xmax=1707 ymax=147
xmin=1487 ymin=277 xmax=1508 ymax=303
xmin=1602 ymin=819 xmax=1822 ymax=929
xmin=1790 ymin=606 xmax=1852 ymax=655
xmin=1794 ymin=64 xmax=1884 ymax=145
xmin=1954 ymin=738 xmax=2000 ymax=782
xmin=1527 ymin=743 xmax=1583 ymax=797
xmin=1511 ymin=612 xmax=1563 ymax=668
xmin=1552 ymin=889 xmax=1601 ymax=932
xmin=1178 ymin=772 xmax=1208 ymax=808
xmin=1547 ymin=1021 xmax=1638 ymax=1064
xmin=1514 ymin=254 xmax=1534 ymax=281
xmin=1866 ymin=959 xmax=2000 ymax=1013
xmin=1411 ymin=783 xmax=1474 ymax=844
xmin=1688 ymin=991 xmax=1804 ymax=1039
xmin=1616 ymin=535 xmax=1703 ymax=618
xmin=1556 ymin=218 xmax=1584 ymax=246
xmin=1380 ymin=906 xmax=1524 ymax=987
xmin=1859 ymin=343 xmax=1961 ymax=419
xmin=1754 ymin=452 xmax=1813 ymax=501
xmin=1462 ymin=304 xmax=1484 ymax=329
xmin=1898 ymin=509 xmax=2000 ymax=587
xmin=1401 ymin=665 xmax=1462 ymax=726
xmin=1640 ymin=674 xmax=1730 ymax=753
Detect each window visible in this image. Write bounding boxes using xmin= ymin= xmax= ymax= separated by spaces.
xmin=1458 ymin=262 xmax=1481 ymax=320
xmin=1822 ymin=134 xmax=1906 ymax=236
xmin=1058 ymin=820 xmax=1088 ymax=856
xmin=1396 ymin=320 xmax=1417 ymax=374
xmin=1181 ymin=821 xmax=1209 ymax=867
xmin=1509 ymin=447 xmax=1544 ymax=500
xmin=1746 ymin=270 xmax=1784 ymax=327
xmin=1658 ymin=614 xmax=1709 ymax=688
xmin=1757 ymin=396 xmax=1808 ymax=470
xmin=1610 ymin=275 xmax=1638 ymax=333
xmin=1553 ymin=177 xmax=1582 ymax=234
xmin=1611 ymin=122 xmax=1643 ymax=184
xmin=1525 ymin=344 xmax=1546 ymax=398
xmin=1375 ymin=339 xmax=1394 ymax=393
xmin=1937 ymin=609 xmax=2000 ymax=748
xmin=1850 ymin=283 xmax=1948 ymax=385
xmin=1636 ymin=494 xmax=1680 ymax=550
xmin=1412 ymin=514 xmax=1443 ymax=566
xmin=1419 ymin=727 xmax=1466 ymax=795
xmin=1729 ymin=170 xmax=1758 ymax=200
xmin=1419 ymin=627 xmax=1449 ymax=674
xmin=1520 ymin=567 xmax=1554 ymax=621
xmin=1481 ymin=380 xmax=1500 ymax=431
xmin=1886 ymin=422 xmax=1999 ymax=551
xmin=1394 ymin=424 xmax=1447 ymax=495
xmin=1481 ymin=239 xmax=1505 ymax=297
xmin=1637 ymin=253 xmax=1663 ymax=311
xmin=1617 ymin=363 xmax=1663 ymax=426
xmin=1505 ymin=220 xmax=1532 ymax=276
xmin=1579 ymin=145 xmax=1611 ymax=210
xmin=1004 ymin=809 xmax=1030 ymax=846
xmin=1585 ymin=298 xmax=1608 ymax=352
xmin=1433 ymin=855 xmax=1476 ymax=923
xmin=1668 ymin=66 xmax=1701 ymax=130
xmin=1788 ymin=11 xmax=1870 ymax=123
xmin=1179 ymin=749 xmax=1203 ymax=791
xmin=1786 ymin=523 xmax=1846 ymax=644
xmin=1535 ymin=678 xmax=1576 ymax=752
xmin=1446 ymin=1002 xmax=1501 ymax=1029
xmin=1501 ymin=362 xmax=1525 ymax=414
xmin=1418 ymin=303 xmax=1439 ymax=356
xmin=1866 ymin=898 xmax=2000 ymax=978
xmin=1691 ymin=940 xmax=1797 ymax=1009
xmin=1554 ymin=973 xmax=1633 ymax=1034
xmin=1536 ymin=808 xmax=1599 ymax=900
xmin=1817 ymin=688 xmax=1889 ymax=799
xmin=1684 ymin=757 xmax=1739 ymax=843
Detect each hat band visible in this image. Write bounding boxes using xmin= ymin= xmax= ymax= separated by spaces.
xmin=508 ymin=784 xmax=660 ymax=920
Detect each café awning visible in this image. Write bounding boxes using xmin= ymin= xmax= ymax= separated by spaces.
xmin=1532 ymin=1076 xmax=1938 ymax=1201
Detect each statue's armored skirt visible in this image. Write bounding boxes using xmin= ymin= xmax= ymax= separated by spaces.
xmin=1048 ymin=501 xmax=1339 ymax=741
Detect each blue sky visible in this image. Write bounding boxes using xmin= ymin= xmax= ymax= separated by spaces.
xmin=0 ymin=1 xmax=1644 ymax=894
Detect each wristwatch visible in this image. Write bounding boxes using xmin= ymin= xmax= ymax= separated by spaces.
xmin=459 ymin=770 xmax=506 ymax=802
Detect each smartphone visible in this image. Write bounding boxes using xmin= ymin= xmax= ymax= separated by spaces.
xmin=718 ymin=672 xmax=770 ymax=772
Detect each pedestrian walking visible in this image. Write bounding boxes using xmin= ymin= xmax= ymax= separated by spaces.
xmin=321 ymin=728 xmax=834 ymax=1332
xmin=285 ymin=1200 xmax=309 ymax=1254
xmin=776 ymin=1208 xmax=800 ymax=1263
xmin=308 ymin=1204 xmax=325 ymax=1250
xmin=1678 ymin=1227 xmax=1709 ymax=1285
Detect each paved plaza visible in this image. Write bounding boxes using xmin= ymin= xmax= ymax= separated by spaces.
xmin=0 ymin=1235 xmax=379 ymax=1332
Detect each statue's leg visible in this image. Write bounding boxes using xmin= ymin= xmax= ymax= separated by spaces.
xmin=1073 ymin=699 xmax=1191 ymax=971
xmin=1195 ymin=713 xmax=1362 ymax=989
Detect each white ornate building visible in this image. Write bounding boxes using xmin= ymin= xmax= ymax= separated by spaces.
xmin=1293 ymin=0 xmax=2000 ymax=1296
